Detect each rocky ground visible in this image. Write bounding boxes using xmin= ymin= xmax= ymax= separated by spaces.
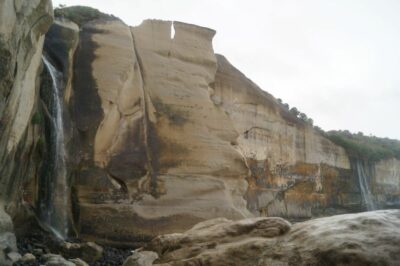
xmin=2 ymin=210 xmax=400 ymax=265
xmin=13 ymin=230 xmax=133 ymax=266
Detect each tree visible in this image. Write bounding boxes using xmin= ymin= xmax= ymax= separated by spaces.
xmin=289 ymin=107 xmax=300 ymax=117
xmin=299 ymin=112 xmax=308 ymax=121
xmin=283 ymin=103 xmax=289 ymax=110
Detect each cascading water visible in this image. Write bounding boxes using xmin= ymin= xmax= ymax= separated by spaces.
xmin=40 ymin=56 xmax=69 ymax=239
xmin=355 ymin=161 xmax=376 ymax=211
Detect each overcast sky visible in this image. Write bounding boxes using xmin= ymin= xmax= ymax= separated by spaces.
xmin=53 ymin=0 xmax=400 ymax=139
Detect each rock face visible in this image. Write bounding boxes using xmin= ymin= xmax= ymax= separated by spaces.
xmin=2 ymin=2 xmax=399 ymax=247
xmin=135 ymin=210 xmax=400 ymax=265
xmin=123 ymin=251 xmax=158 ymax=266
xmin=213 ymin=55 xmax=357 ymax=218
xmin=373 ymin=158 xmax=400 ymax=207
xmin=56 ymin=18 xmax=250 ymax=245
xmin=34 ymin=10 xmax=400 ymax=245
xmin=0 ymin=0 xmax=53 ymax=217
xmin=0 ymin=207 xmax=18 ymax=265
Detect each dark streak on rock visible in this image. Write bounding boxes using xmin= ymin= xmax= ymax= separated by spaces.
xmin=71 ymin=23 xmax=104 ymax=133
xmin=106 ymin=119 xmax=147 ymax=182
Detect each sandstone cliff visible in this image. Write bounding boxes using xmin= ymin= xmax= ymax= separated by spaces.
xmin=0 ymin=0 xmax=52 ymax=214
xmin=1 ymin=3 xmax=399 ymax=248
xmin=62 ymin=17 xmax=251 ymax=245
xmin=35 ymin=8 xmax=400 ymax=245
xmin=0 ymin=1 xmax=52 ymax=264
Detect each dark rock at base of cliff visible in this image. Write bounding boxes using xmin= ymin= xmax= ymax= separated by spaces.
xmin=15 ymin=228 xmax=133 ymax=266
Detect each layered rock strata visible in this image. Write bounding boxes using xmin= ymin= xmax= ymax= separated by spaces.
xmin=213 ymin=55 xmax=357 ymax=218
xmin=2 ymin=2 xmax=399 ymax=247
xmin=39 ymin=13 xmax=400 ymax=245
xmin=373 ymin=158 xmax=400 ymax=207
xmin=62 ymin=18 xmax=250 ymax=245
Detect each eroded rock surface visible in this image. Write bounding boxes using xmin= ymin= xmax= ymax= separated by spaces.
xmin=37 ymin=11 xmax=400 ymax=245
xmin=136 ymin=210 xmax=400 ymax=265
xmin=0 ymin=206 xmax=17 ymax=265
xmin=0 ymin=0 xmax=53 ymax=220
xmin=63 ymin=18 xmax=250 ymax=245
xmin=373 ymin=158 xmax=400 ymax=207
xmin=123 ymin=251 xmax=158 ymax=266
xmin=15 ymin=5 xmax=395 ymax=246
xmin=213 ymin=55 xmax=360 ymax=219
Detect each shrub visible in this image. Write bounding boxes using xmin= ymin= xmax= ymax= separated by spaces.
xmin=289 ymin=107 xmax=300 ymax=117
xmin=54 ymin=6 xmax=117 ymax=27
xmin=31 ymin=112 xmax=43 ymax=125
xmin=326 ymin=130 xmax=400 ymax=162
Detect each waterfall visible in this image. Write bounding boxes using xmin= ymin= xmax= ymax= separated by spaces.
xmin=40 ymin=56 xmax=69 ymax=239
xmin=355 ymin=161 xmax=376 ymax=211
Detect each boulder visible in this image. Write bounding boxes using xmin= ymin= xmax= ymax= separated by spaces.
xmin=69 ymin=258 xmax=89 ymax=266
xmin=43 ymin=254 xmax=76 ymax=266
xmin=0 ymin=232 xmax=16 ymax=253
xmin=20 ymin=253 xmax=36 ymax=263
xmin=137 ymin=210 xmax=400 ymax=265
xmin=60 ymin=241 xmax=103 ymax=263
xmin=6 ymin=251 xmax=21 ymax=263
xmin=0 ymin=207 xmax=17 ymax=266
xmin=122 ymin=250 xmax=158 ymax=266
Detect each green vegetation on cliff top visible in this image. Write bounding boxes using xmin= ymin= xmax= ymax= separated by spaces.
xmin=326 ymin=130 xmax=400 ymax=162
xmin=275 ymin=99 xmax=400 ymax=162
xmin=54 ymin=5 xmax=117 ymax=27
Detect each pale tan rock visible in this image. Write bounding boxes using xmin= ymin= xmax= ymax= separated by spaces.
xmin=21 ymin=253 xmax=36 ymax=263
xmin=123 ymin=250 xmax=158 ymax=266
xmin=375 ymin=158 xmax=400 ymax=187
xmin=0 ymin=0 xmax=53 ymax=207
xmin=147 ymin=216 xmax=291 ymax=258
xmin=374 ymin=158 xmax=400 ymax=204
xmin=72 ymin=19 xmax=251 ymax=245
xmin=214 ymin=55 xmax=358 ymax=218
xmin=52 ymin=13 xmax=399 ymax=246
xmin=43 ymin=254 xmax=75 ymax=266
xmin=69 ymin=258 xmax=89 ymax=266
xmin=60 ymin=241 xmax=103 ymax=263
xmin=214 ymin=55 xmax=350 ymax=168
xmin=140 ymin=210 xmax=400 ymax=266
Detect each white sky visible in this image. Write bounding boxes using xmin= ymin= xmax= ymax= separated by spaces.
xmin=52 ymin=0 xmax=400 ymax=139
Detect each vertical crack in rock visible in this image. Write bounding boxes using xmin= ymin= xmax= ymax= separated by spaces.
xmin=129 ymin=29 xmax=158 ymax=196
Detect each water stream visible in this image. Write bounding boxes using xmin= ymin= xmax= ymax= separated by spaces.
xmin=355 ymin=161 xmax=376 ymax=211
xmin=40 ymin=56 xmax=69 ymax=239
